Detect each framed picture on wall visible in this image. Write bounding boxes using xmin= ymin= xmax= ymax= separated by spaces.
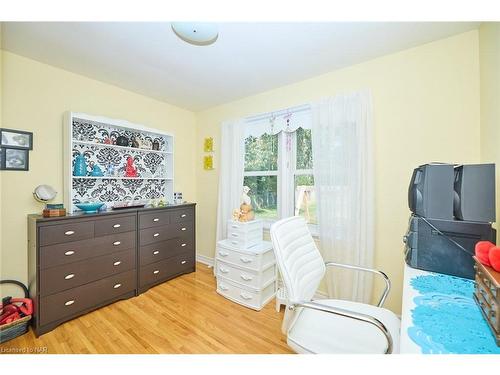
xmin=2 ymin=148 xmax=30 ymax=171
xmin=0 ymin=128 xmax=33 ymax=150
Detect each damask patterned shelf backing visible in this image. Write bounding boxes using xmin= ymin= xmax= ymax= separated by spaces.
xmin=69 ymin=115 xmax=173 ymax=210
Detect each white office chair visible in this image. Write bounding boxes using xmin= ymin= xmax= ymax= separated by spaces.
xmin=270 ymin=216 xmax=400 ymax=354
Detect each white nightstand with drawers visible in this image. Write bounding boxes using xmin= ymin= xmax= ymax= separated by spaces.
xmin=215 ymin=220 xmax=277 ymax=310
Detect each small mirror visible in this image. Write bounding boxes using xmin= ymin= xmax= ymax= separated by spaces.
xmin=33 ymin=185 xmax=57 ymax=203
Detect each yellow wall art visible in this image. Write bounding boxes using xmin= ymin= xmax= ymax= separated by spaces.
xmin=203 ymin=155 xmax=214 ymax=170
xmin=204 ymin=137 xmax=214 ymax=152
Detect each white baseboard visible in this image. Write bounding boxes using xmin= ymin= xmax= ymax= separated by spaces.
xmin=196 ymin=253 xmax=214 ymax=268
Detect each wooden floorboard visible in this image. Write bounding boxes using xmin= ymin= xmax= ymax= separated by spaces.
xmin=0 ymin=263 xmax=293 ymax=354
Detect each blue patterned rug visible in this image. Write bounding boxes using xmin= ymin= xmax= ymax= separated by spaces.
xmin=408 ymin=274 xmax=500 ymax=354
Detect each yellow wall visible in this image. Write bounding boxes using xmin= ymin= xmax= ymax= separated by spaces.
xmin=479 ymin=23 xmax=500 ymax=239
xmin=195 ymin=30 xmax=481 ymax=313
xmin=0 ymin=51 xmax=197 ymax=288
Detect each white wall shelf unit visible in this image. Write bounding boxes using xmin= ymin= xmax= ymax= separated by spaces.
xmin=64 ymin=112 xmax=174 ymax=213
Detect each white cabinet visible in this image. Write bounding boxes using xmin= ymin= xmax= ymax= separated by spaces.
xmin=216 ymin=239 xmax=277 ymax=310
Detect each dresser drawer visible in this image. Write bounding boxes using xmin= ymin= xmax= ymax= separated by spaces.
xmin=39 ymin=270 xmax=136 ymax=326
xmin=139 ymin=211 xmax=171 ymax=229
xmin=94 ymin=214 xmax=136 ymax=237
xmin=139 ymin=222 xmax=193 ymax=245
xmin=40 ymin=248 xmax=136 ymax=296
xmin=216 ymin=276 xmax=276 ymax=311
xmin=170 ymin=207 xmax=194 ymax=223
xmin=216 ymin=260 xmax=276 ymax=290
xmin=139 ymin=253 xmax=194 ymax=287
xmin=216 ymin=240 xmax=275 ymax=272
xmin=139 ymin=237 xmax=194 ymax=266
xmin=40 ymin=231 xmax=135 ymax=269
xmin=39 ymin=221 xmax=94 ymax=246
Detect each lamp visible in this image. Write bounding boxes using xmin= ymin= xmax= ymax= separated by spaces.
xmin=171 ymin=22 xmax=218 ymax=46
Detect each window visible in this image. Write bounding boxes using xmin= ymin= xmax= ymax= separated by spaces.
xmin=243 ymin=122 xmax=317 ymax=230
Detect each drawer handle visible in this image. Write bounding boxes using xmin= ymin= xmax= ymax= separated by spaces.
xmin=113 ymin=283 xmax=122 ymax=289
xmin=64 ymin=250 xmax=75 ymax=256
xmin=220 ymin=267 xmax=229 ymax=274
xmin=153 ymin=218 xmax=160 ymax=222
xmin=181 ymin=227 xmax=187 ymax=231
xmin=240 ymin=293 xmax=253 ymax=300
xmin=65 ymin=300 xmax=75 ymax=306
xmin=181 ymin=260 xmax=187 ymax=265
xmin=181 ymin=243 xmax=187 ymax=247
xmin=153 ymin=250 xmax=160 ymax=255
xmin=240 ymin=257 xmax=252 ymax=263
xmin=231 ymin=224 xmax=239 ymax=229
xmin=231 ymin=233 xmax=239 ymax=238
xmin=218 ymin=251 xmax=228 ymax=257
xmin=153 ymin=270 xmax=160 ymax=274
xmin=64 ymin=274 xmax=75 ymax=280
xmin=153 ymin=233 xmax=160 ymax=237
xmin=181 ymin=214 xmax=187 ymax=218
xmin=64 ymin=230 xmax=75 ymax=236
xmin=113 ymin=261 xmax=122 ymax=266
xmin=113 ymin=224 xmax=121 ymax=228
xmin=240 ymin=274 xmax=253 ymax=281
xmin=113 ymin=241 xmax=121 ymax=246
xmin=231 ymin=241 xmax=239 ymax=246
xmin=220 ymin=285 xmax=229 ymax=291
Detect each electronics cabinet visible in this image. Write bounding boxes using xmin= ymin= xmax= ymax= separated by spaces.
xmin=27 ymin=204 xmax=195 ymax=336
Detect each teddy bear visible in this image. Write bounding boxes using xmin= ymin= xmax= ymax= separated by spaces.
xmin=232 ymin=186 xmax=255 ymax=222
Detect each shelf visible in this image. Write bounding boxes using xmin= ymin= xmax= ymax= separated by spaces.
xmin=73 ymin=140 xmax=172 ymax=155
xmin=72 ymin=176 xmax=173 ymax=180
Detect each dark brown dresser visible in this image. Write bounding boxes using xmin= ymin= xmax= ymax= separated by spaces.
xmin=28 ymin=203 xmax=196 ymax=336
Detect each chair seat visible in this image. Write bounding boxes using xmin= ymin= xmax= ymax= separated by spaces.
xmin=287 ymin=299 xmax=401 ymax=354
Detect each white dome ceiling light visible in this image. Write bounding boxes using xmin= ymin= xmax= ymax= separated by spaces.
xmin=171 ymin=22 xmax=218 ymax=46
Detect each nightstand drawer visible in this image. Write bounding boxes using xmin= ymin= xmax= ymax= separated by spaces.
xmin=39 ymin=221 xmax=94 ymax=246
xmin=40 ymin=248 xmax=136 ymax=296
xmin=94 ymin=214 xmax=136 ymax=237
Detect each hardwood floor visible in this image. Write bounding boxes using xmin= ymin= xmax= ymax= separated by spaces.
xmin=0 ymin=263 xmax=293 ymax=354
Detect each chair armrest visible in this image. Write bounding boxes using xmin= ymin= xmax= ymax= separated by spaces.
xmin=289 ymin=300 xmax=394 ymax=354
xmin=324 ymin=262 xmax=391 ymax=307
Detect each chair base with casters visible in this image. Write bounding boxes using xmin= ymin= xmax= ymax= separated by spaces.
xmin=270 ymin=216 xmax=401 ymax=354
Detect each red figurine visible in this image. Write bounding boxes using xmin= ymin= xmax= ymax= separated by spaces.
xmin=125 ymin=156 xmax=138 ymax=177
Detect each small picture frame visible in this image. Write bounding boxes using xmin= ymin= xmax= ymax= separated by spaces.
xmin=203 ymin=137 xmax=214 ymax=153
xmin=203 ymin=155 xmax=214 ymax=170
xmin=0 ymin=128 xmax=33 ymax=150
xmin=2 ymin=148 xmax=30 ymax=171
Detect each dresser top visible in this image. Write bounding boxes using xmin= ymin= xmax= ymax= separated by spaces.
xmin=29 ymin=202 xmax=196 ymax=223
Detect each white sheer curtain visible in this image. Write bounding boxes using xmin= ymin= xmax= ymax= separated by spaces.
xmin=311 ymin=90 xmax=375 ymax=304
xmin=215 ymin=119 xmax=246 ymax=273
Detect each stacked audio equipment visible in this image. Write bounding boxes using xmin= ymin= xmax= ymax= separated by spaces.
xmin=404 ymin=163 xmax=496 ymax=279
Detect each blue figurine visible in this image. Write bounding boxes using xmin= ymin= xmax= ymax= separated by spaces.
xmin=73 ymin=154 xmax=87 ymax=176
xmin=90 ymin=164 xmax=104 ymax=177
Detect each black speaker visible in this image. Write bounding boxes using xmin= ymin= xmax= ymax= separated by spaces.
xmin=408 ymin=163 xmax=455 ymax=220
xmin=454 ymin=164 xmax=496 ymax=222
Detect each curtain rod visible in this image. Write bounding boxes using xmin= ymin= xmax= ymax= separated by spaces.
xmin=245 ymin=104 xmax=311 ymax=123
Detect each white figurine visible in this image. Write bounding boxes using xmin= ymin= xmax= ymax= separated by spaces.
xmin=241 ymin=185 xmax=252 ymax=206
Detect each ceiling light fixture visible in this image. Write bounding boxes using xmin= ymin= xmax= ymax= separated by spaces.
xmin=171 ymin=22 xmax=218 ymax=46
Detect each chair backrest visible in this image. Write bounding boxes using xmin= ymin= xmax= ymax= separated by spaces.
xmin=270 ymin=216 xmax=326 ymax=304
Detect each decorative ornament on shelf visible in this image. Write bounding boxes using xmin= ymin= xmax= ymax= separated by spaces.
xmin=116 ymin=135 xmax=129 ymax=147
xmin=73 ymin=154 xmax=87 ymax=176
xmin=124 ymin=156 xmax=138 ymax=177
xmin=232 ymin=186 xmax=255 ymax=222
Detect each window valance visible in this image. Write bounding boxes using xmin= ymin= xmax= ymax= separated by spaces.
xmin=244 ymin=105 xmax=311 ymax=138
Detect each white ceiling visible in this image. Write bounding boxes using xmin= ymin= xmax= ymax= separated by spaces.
xmin=2 ymin=22 xmax=479 ymax=111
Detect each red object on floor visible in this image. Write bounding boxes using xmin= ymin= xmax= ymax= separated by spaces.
xmin=475 ymin=241 xmax=495 ymax=267
xmin=489 ymin=246 xmax=500 ymax=272
xmin=0 ymin=297 xmax=33 ymax=326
